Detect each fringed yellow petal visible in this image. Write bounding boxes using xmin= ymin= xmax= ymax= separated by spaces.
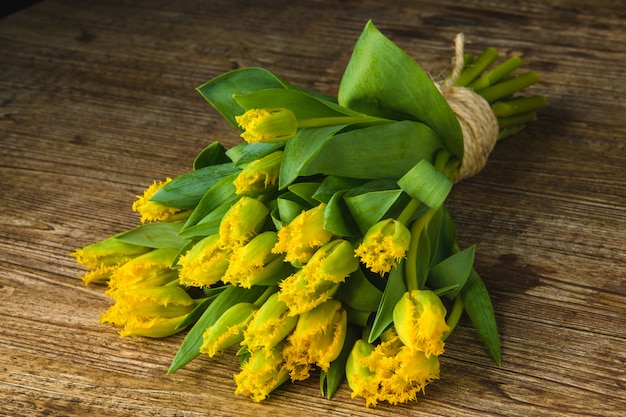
xmin=283 ymin=300 xmax=347 ymax=380
xmin=72 ymin=236 xmax=151 ymax=284
xmin=234 ymin=343 xmax=290 ymax=402
xmin=278 ymin=239 xmax=358 ymax=315
xmin=235 ymin=108 xmax=297 ymax=144
xmin=242 ymin=293 xmax=298 ymax=354
xmin=355 ymin=218 xmax=411 ymax=275
xmin=218 ymin=196 xmax=269 ymax=249
xmin=347 ymin=332 xmax=440 ymax=407
xmin=234 ymin=151 xmax=283 ymax=195
xmin=106 ymin=247 xmax=179 ymax=295
xmin=101 ymin=286 xmax=195 ymax=338
xmin=132 ymin=178 xmax=183 ymax=223
xmin=178 ymin=234 xmax=230 ymax=287
xmin=222 ymin=231 xmax=283 ymax=288
xmin=393 ymin=290 xmax=449 ymax=357
xmin=201 ymin=302 xmax=256 ymax=357
xmin=272 ymin=203 xmax=333 ymax=265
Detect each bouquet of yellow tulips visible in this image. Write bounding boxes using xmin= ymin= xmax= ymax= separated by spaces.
xmin=73 ymin=21 xmax=545 ymax=406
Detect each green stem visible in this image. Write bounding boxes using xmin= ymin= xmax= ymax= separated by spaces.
xmin=468 ymin=56 xmax=523 ymax=91
xmin=492 ymin=95 xmax=547 ymax=117
xmin=476 ymin=71 xmax=540 ymax=103
xmin=405 ymin=208 xmax=436 ymax=292
xmin=396 ymin=198 xmax=421 ymax=225
xmin=498 ymin=111 xmax=537 ymax=128
xmin=498 ymin=124 xmax=527 ymax=140
xmin=454 ymin=47 xmax=499 ymax=87
xmin=253 ymin=285 xmax=277 ymax=307
xmin=442 ymin=295 xmax=464 ymax=341
xmin=297 ymin=115 xmax=385 ymax=128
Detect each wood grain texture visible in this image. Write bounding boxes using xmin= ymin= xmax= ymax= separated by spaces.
xmin=1 ymin=0 xmax=624 ymax=416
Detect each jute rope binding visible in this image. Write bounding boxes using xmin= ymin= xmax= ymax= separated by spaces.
xmin=437 ymin=33 xmax=500 ymax=182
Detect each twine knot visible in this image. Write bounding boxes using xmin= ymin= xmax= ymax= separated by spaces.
xmin=438 ymin=33 xmax=499 ymax=182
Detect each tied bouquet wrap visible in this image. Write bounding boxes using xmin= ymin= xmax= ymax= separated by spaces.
xmin=73 ymin=21 xmax=545 ymax=407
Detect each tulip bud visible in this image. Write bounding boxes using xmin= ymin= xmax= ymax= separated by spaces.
xmin=101 ymin=285 xmax=196 ymax=338
xmin=222 ymin=231 xmax=286 ymax=288
xmin=346 ymin=339 xmax=378 ymax=407
xmin=242 ymin=293 xmax=298 ymax=354
xmin=347 ymin=331 xmax=441 ymax=407
xmin=393 ymin=289 xmax=450 ymax=357
xmin=132 ymin=177 xmax=183 ymax=223
xmin=219 ymin=196 xmax=269 ymax=248
xmin=272 ymin=203 xmax=334 ymax=265
xmin=71 ymin=235 xmax=150 ymax=285
xmin=106 ymin=247 xmax=179 ymax=295
xmin=355 ymin=218 xmax=411 ymax=275
xmin=234 ymin=342 xmax=290 ymax=402
xmin=200 ymin=302 xmax=256 ymax=357
xmin=283 ymin=300 xmax=347 ymax=380
xmin=178 ymin=234 xmax=230 ymax=287
xmin=234 ymin=151 xmax=283 ymax=195
xmin=278 ymin=239 xmax=359 ymax=315
xmin=235 ymin=108 xmax=298 ymax=143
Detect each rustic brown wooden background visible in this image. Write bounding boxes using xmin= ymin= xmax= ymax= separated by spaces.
xmin=1 ymin=1 xmax=624 ymax=416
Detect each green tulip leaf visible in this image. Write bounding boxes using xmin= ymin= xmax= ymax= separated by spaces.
xmin=398 ymin=159 xmax=453 ymax=210
xmin=343 ymin=180 xmax=407 ymax=234
xmin=193 ymin=141 xmax=231 ymax=170
xmin=232 ymin=142 xmax=286 ymax=167
xmin=336 ymin=268 xmax=383 ymax=312
xmin=177 ymin=202 xmax=234 ymax=239
xmin=234 ymin=88 xmax=347 ymax=119
xmin=196 ymin=67 xmax=291 ymax=128
xmin=115 ymin=221 xmax=188 ymax=249
xmin=369 ymin=260 xmax=407 ymax=343
xmin=461 ymin=269 xmax=502 ymax=366
xmin=151 ymin=163 xmax=240 ymax=210
xmin=276 ymin=192 xmax=309 ymax=225
xmin=287 ymin=182 xmax=321 ymax=206
xmin=338 ymin=20 xmax=463 ymax=159
xmin=312 ymin=175 xmax=368 ymax=204
xmin=180 ymin=174 xmax=240 ymax=231
xmin=279 ymin=124 xmax=349 ymax=189
xmin=428 ymin=245 xmax=476 ymax=299
xmin=168 ymin=284 xmax=266 ymax=374
xmin=299 ymin=121 xmax=443 ymax=180
xmin=324 ymin=190 xmax=361 ymax=237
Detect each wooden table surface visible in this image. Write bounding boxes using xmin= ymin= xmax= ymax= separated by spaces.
xmin=1 ymin=1 xmax=625 ymax=416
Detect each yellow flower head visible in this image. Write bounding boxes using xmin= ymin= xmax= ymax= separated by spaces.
xmin=101 ymin=285 xmax=196 ymax=338
xmin=234 ymin=151 xmax=283 ymax=195
xmin=242 ymin=292 xmax=298 ymax=354
xmin=283 ymin=300 xmax=347 ymax=381
xmin=393 ymin=290 xmax=450 ymax=357
xmin=272 ymin=203 xmax=334 ymax=265
xmin=106 ymin=247 xmax=179 ymax=295
xmin=355 ymin=218 xmax=411 ymax=275
xmin=235 ymin=108 xmax=298 ymax=144
xmin=234 ymin=342 xmax=290 ymax=402
xmin=71 ymin=236 xmax=150 ymax=285
xmin=178 ymin=234 xmax=230 ymax=287
xmin=222 ymin=231 xmax=285 ymax=288
xmin=218 ymin=196 xmax=269 ymax=249
xmin=200 ymin=302 xmax=256 ymax=357
xmin=346 ymin=339 xmax=379 ymax=407
xmin=347 ymin=332 xmax=440 ymax=407
xmin=278 ymin=239 xmax=359 ymax=316
xmin=131 ymin=178 xmax=183 ymax=223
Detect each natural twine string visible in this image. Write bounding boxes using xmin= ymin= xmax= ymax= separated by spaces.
xmin=437 ymin=33 xmax=500 ymax=182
